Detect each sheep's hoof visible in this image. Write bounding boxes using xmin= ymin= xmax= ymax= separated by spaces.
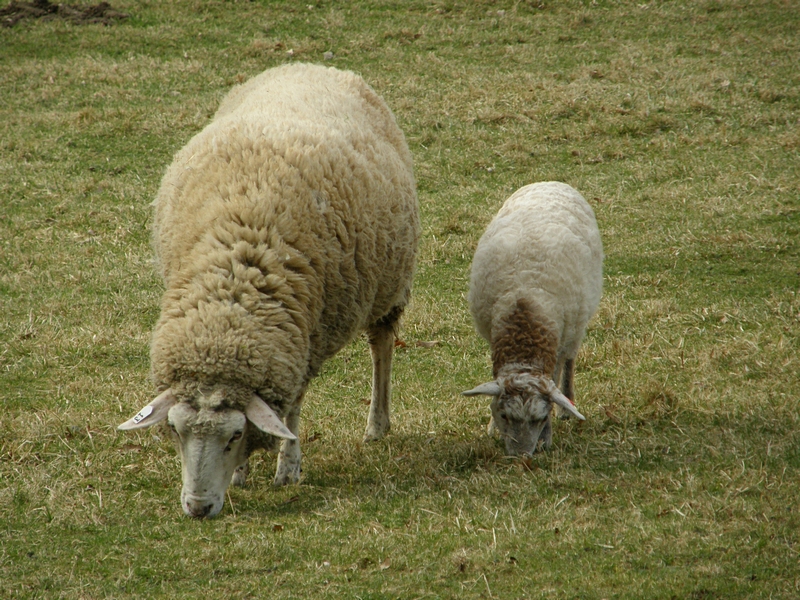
xmin=273 ymin=463 xmax=301 ymax=487
xmin=273 ymin=473 xmax=300 ymax=487
xmin=363 ymin=423 xmax=389 ymax=442
xmin=232 ymin=461 xmax=249 ymax=488
xmin=362 ymin=432 xmax=384 ymax=443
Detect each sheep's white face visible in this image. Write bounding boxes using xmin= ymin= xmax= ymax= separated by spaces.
xmin=167 ymin=403 xmax=248 ymax=519
xmin=118 ymin=388 xmax=297 ymax=518
xmin=463 ymin=373 xmax=585 ymax=457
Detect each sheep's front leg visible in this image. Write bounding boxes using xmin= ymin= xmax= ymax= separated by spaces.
xmin=364 ymin=317 xmax=396 ymax=442
xmin=561 ymin=358 xmax=575 ymax=401
xmin=232 ymin=460 xmax=249 ymax=488
xmin=554 ymin=358 xmax=576 ymax=420
xmin=539 ymin=415 xmax=553 ymax=450
xmin=273 ymin=401 xmax=302 ymax=486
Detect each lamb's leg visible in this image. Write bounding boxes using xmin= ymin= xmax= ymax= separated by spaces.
xmin=273 ymin=396 xmax=303 ymax=486
xmin=552 ymin=355 xmax=565 ymax=394
xmin=364 ymin=310 xmax=399 ymax=442
xmin=540 ymin=414 xmax=553 ymax=450
xmin=562 ymin=358 xmax=575 ymax=401
xmin=554 ymin=358 xmax=576 ymax=420
xmin=232 ymin=460 xmax=249 ymax=488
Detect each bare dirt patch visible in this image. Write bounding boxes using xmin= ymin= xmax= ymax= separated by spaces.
xmin=1 ymin=0 xmax=129 ymax=27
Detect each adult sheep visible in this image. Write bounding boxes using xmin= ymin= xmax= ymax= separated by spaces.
xmin=463 ymin=182 xmax=603 ymax=456
xmin=118 ymin=63 xmax=420 ymax=518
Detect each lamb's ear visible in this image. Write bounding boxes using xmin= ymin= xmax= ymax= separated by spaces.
xmin=462 ymin=381 xmax=503 ymax=397
xmin=245 ymin=395 xmax=297 ymax=440
xmin=118 ymin=389 xmax=177 ymax=430
xmin=547 ymin=384 xmax=586 ymax=421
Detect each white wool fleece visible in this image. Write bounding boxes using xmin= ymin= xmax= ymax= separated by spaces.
xmin=150 ymin=63 xmax=419 ymax=406
xmin=468 ymin=181 xmax=603 ymax=360
xmin=120 ymin=64 xmax=420 ymax=517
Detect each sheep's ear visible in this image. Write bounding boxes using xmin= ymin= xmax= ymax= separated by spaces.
xmin=547 ymin=384 xmax=586 ymax=421
xmin=462 ymin=381 xmax=503 ymax=397
xmin=245 ymin=395 xmax=297 ymax=440
xmin=118 ymin=389 xmax=177 ymax=430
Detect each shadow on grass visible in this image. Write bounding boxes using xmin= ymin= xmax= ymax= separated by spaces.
xmin=221 ymin=400 xmax=800 ymax=519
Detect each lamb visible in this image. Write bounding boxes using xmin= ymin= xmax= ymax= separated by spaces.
xmin=118 ymin=63 xmax=420 ymax=518
xmin=462 ymin=181 xmax=603 ymax=456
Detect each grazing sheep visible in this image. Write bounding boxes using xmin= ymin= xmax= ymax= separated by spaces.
xmin=118 ymin=63 xmax=419 ymax=518
xmin=463 ymin=181 xmax=603 ymax=456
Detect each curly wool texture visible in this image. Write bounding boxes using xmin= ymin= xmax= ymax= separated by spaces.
xmin=149 ymin=63 xmax=420 ymax=413
xmin=469 ymin=182 xmax=603 ymax=377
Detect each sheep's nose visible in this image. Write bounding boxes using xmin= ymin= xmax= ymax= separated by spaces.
xmin=185 ymin=499 xmax=214 ymax=518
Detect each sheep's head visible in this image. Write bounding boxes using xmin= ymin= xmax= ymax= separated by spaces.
xmin=118 ymin=387 xmax=295 ymax=518
xmin=462 ymin=373 xmax=584 ymax=456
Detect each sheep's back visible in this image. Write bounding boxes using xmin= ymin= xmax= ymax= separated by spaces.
xmin=468 ymin=182 xmax=603 ymax=352
xmin=151 ymin=64 xmax=419 ymax=377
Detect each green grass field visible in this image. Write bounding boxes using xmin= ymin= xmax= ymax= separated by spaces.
xmin=1 ymin=1 xmax=798 ymax=597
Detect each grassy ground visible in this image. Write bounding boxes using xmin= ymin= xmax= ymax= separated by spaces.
xmin=1 ymin=1 xmax=798 ymax=598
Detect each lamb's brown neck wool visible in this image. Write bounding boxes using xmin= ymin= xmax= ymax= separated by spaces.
xmin=491 ymin=298 xmax=558 ymax=378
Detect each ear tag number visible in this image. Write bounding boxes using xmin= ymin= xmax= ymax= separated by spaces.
xmin=133 ymin=405 xmax=154 ymax=424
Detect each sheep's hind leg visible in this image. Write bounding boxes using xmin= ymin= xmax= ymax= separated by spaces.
xmin=554 ymin=358 xmax=577 ymax=419
xmin=273 ymin=397 xmax=303 ymax=486
xmin=364 ymin=309 xmax=400 ymax=442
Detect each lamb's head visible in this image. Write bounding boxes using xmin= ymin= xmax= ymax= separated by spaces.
xmin=118 ymin=386 xmax=295 ymax=518
xmin=463 ymin=373 xmax=585 ymax=456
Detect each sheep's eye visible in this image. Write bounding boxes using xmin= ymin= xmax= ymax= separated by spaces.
xmin=224 ymin=430 xmax=243 ymax=452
